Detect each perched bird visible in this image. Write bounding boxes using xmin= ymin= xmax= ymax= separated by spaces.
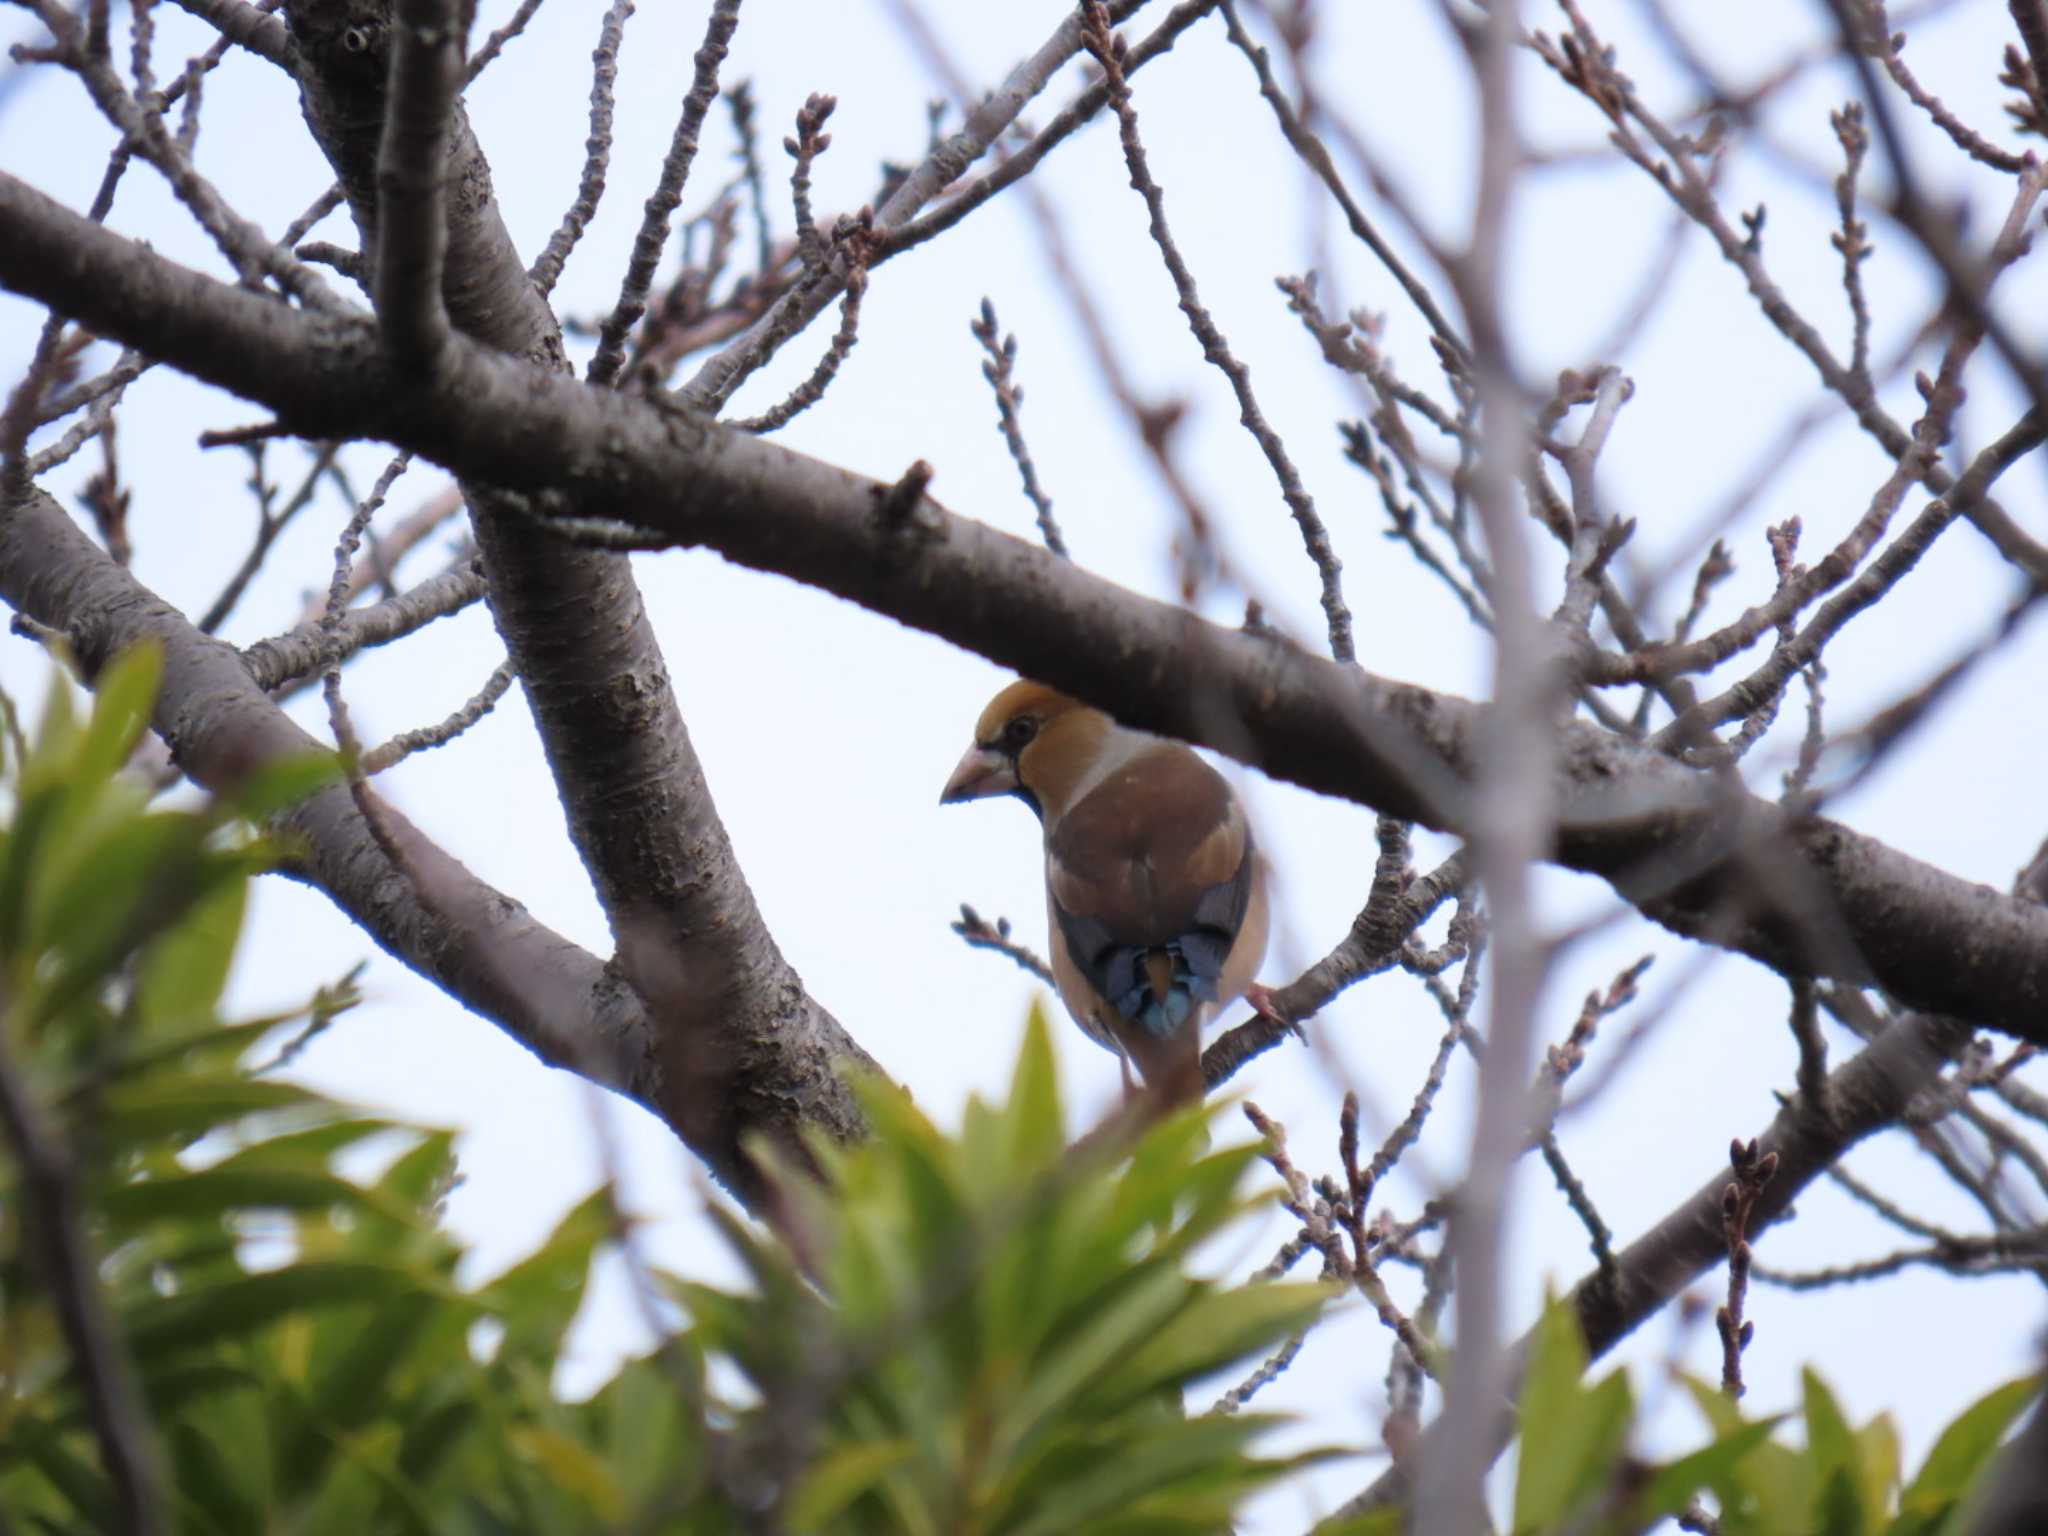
xmin=940 ymin=680 xmax=1271 ymax=1106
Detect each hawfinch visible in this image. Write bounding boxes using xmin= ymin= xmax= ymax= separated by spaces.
xmin=940 ymin=680 xmax=1271 ymax=1105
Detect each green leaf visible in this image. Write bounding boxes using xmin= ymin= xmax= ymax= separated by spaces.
xmin=1634 ymin=1417 xmax=1782 ymax=1526
xmin=4 ymin=1416 xmax=112 ymax=1529
xmin=25 ymin=811 xmax=215 ymax=1023
xmin=135 ymin=875 xmax=247 ymax=1026
xmin=506 ymin=1425 xmax=626 ymax=1524
xmin=1805 ymin=1368 xmax=1871 ymax=1536
xmin=480 ymin=1191 xmax=610 ymax=1370
xmin=98 ymin=1165 xmax=404 ymax=1231
xmin=216 ymin=749 xmax=343 ymax=824
xmin=126 ymin=1260 xmax=434 ymax=1359
xmin=1900 ymin=1374 xmax=2039 ymax=1516
xmin=1516 ymin=1297 xmax=1594 ymax=1532
xmin=1853 ymin=1412 xmax=1901 ymax=1532
xmin=98 ymin=1074 xmax=319 ymax=1141
xmin=74 ymin=642 xmax=162 ymax=787
xmin=787 ymin=1439 xmax=919 ymax=1530
xmin=279 ymin=1293 xmax=448 ymax=1501
xmin=1005 ymin=1412 xmax=1303 ymax=1536
xmin=1312 ymin=1511 xmax=1405 ymax=1536
xmin=167 ymin=1419 xmax=263 ymax=1536
xmin=1005 ymin=1002 xmax=1065 ymax=1173
xmin=1111 ymin=1280 xmax=1327 ymax=1407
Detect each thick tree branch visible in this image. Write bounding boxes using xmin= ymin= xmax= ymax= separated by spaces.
xmin=278 ymin=0 xmax=869 ymax=1185
xmin=170 ymin=0 xmax=289 ymax=65
xmin=0 ymin=485 xmax=869 ymax=1203
xmin=2 ymin=173 xmax=2046 ymax=1042
xmin=370 ymin=0 xmax=460 ymax=361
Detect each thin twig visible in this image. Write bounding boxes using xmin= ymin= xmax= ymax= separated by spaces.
xmin=1217 ymin=0 xmax=1467 ymax=363
xmin=1754 ymin=1228 xmax=2048 ymax=1289
xmin=463 ymin=0 xmax=543 ymax=83
xmin=25 ymin=0 xmax=339 ymax=312
xmin=950 ymin=903 xmax=1054 ymax=985
xmin=727 ymin=215 xmax=869 ymax=433
xmin=1788 ymin=977 xmax=1831 ymax=1121
xmin=246 ymin=551 xmax=487 ymax=697
xmin=970 ymin=297 xmax=1066 ymax=556
xmin=682 ymin=0 xmax=1183 ymax=411
xmin=528 ymin=0 xmax=632 ymax=298
xmin=587 ymin=0 xmax=744 ymax=387
xmin=723 ymin=80 xmax=774 ymax=278
xmin=1716 ymin=1137 xmax=1778 ymax=1398
xmin=1081 ymin=0 xmax=1354 ymax=662
xmin=372 ymin=0 xmax=461 ymax=363
xmin=362 ymin=658 xmax=515 ymax=774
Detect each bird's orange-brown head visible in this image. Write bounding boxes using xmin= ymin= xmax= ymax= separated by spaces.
xmin=939 ymin=680 xmax=1114 ymax=821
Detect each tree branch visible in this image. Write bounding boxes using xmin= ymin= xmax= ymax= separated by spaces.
xmin=3 ymin=172 xmax=2047 ymax=1042
xmin=278 ymin=0 xmax=869 ymax=1193
xmin=0 ymin=484 xmax=868 ymax=1204
xmin=1337 ymin=1007 xmax=1977 ymax=1516
xmin=371 ymin=0 xmax=461 ymax=362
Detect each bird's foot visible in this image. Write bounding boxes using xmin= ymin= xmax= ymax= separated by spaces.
xmin=1245 ymin=983 xmax=1307 ymax=1044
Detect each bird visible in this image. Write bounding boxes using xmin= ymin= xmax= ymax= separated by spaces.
xmin=940 ymin=679 xmax=1272 ymax=1106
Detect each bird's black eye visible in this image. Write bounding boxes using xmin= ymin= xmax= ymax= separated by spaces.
xmin=1000 ymin=716 xmax=1039 ymax=753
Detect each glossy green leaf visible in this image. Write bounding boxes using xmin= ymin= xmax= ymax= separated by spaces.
xmin=98 ymin=1164 xmax=403 ymax=1231
xmin=72 ymin=643 xmax=162 ymax=787
xmin=216 ymin=749 xmax=343 ymax=825
xmin=481 ymin=1190 xmax=610 ymax=1369
xmin=135 ymin=874 xmax=247 ymax=1026
xmin=1005 ymin=1003 xmax=1065 ymax=1173
xmin=1634 ymin=1416 xmax=1782 ymax=1527
xmin=788 ymin=1439 xmax=920 ymax=1530
xmin=98 ymin=1073 xmax=318 ymax=1140
xmin=1900 ymin=1374 xmax=2039 ymax=1515
xmin=1111 ymin=1280 xmax=1327 ymax=1407
xmin=167 ymin=1419 xmax=263 ymax=1536
xmin=125 ymin=1260 xmax=433 ymax=1359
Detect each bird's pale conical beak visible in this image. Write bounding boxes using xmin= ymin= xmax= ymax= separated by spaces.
xmin=940 ymin=743 xmax=1017 ymax=804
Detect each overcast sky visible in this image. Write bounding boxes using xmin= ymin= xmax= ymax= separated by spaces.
xmin=4 ymin=0 xmax=2047 ymax=1527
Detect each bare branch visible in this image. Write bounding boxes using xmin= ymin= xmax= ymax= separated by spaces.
xmin=362 ymin=656 xmax=515 ymax=774
xmin=1716 ymin=1137 xmax=1778 ymax=1397
xmin=463 ymin=0 xmax=542 ymax=83
xmin=728 ymin=215 xmax=869 ymax=434
xmin=683 ymin=0 xmax=1181 ymax=410
xmin=969 ymin=297 xmax=1065 ymax=556
xmin=9 ymin=175 xmax=2048 ymax=1040
xmin=245 ymin=551 xmax=487 ymax=694
xmin=949 ymin=903 xmax=1053 ymax=986
xmin=527 ymin=0 xmax=633 ymax=299
xmin=28 ymin=0 xmax=339 ymax=311
xmin=1082 ymin=0 xmax=1354 ymax=662
xmin=1340 ymin=1008 xmax=1976 ymax=1515
xmin=1217 ymin=0 xmax=1467 ymax=363
xmin=587 ymin=0 xmax=744 ymax=387
xmin=371 ymin=0 xmax=462 ymax=361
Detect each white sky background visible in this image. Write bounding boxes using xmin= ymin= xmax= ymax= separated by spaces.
xmin=4 ymin=0 xmax=2048 ymax=1528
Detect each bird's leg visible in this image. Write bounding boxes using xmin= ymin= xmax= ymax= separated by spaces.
xmin=1244 ymin=982 xmax=1307 ymax=1044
